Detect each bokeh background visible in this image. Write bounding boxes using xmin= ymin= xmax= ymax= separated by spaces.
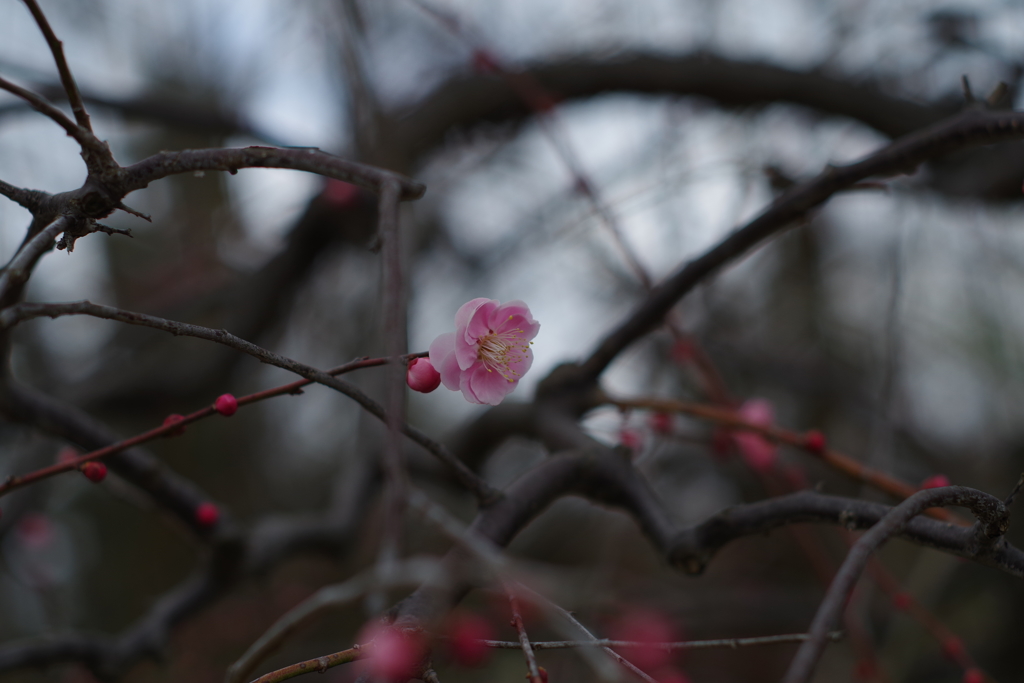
xmin=2 ymin=0 xmax=1024 ymax=681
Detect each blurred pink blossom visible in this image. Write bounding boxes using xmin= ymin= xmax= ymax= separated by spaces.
xmin=920 ymin=474 xmax=951 ymax=490
xmin=429 ymin=298 xmax=539 ymax=405
xmin=445 ymin=610 xmax=495 ymax=667
xmin=608 ymin=608 xmax=680 ymax=672
xmin=358 ymin=625 xmax=427 ymax=682
xmin=733 ymin=398 xmax=778 ymax=472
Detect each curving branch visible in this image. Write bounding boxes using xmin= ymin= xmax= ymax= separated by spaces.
xmin=581 ymin=108 xmax=1024 ymax=380
xmin=0 ymin=76 xmax=109 ymax=167
xmin=116 ymin=146 xmax=424 ymax=201
xmin=781 ymin=486 xmax=1010 ymax=683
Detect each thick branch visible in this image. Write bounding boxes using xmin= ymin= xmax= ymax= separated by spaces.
xmin=667 ymin=489 xmax=1023 ymax=578
xmin=397 ymin=52 xmax=947 ymax=157
xmin=581 ymin=108 xmax=1024 ymax=379
xmin=0 ymin=180 xmax=49 ymax=212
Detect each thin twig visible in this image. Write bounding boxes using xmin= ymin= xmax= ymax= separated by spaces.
xmin=0 ymin=353 xmax=429 ymax=500
xmin=19 ymin=0 xmax=92 ymax=131
xmin=507 ymin=585 xmax=544 ymax=683
xmin=0 ymin=77 xmax=103 ymax=154
xmin=248 ymin=647 xmax=362 ymax=683
xmin=606 ymin=393 xmax=964 ymax=525
xmin=515 ymin=583 xmax=653 ymax=683
xmin=1004 ymin=472 xmax=1024 ymax=508
xmin=0 ymin=300 xmax=498 ymax=502
xmin=226 ymin=558 xmax=443 ymax=683
xmin=462 ymin=631 xmax=843 ymax=650
xmin=407 ymin=488 xmax=624 ymax=681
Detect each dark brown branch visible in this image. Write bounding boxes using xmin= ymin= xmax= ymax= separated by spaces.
xmin=116 ymin=146 xmax=424 ymax=200
xmin=667 ymin=489 xmax=1023 ymax=578
xmin=397 ymin=53 xmax=948 ymax=157
xmin=0 ymin=300 xmax=498 ymax=503
xmin=782 ymin=486 xmax=1009 ymax=683
xmin=0 ymin=180 xmax=49 ymax=212
xmin=390 ymin=451 xmax=1024 ymax=636
xmin=19 ymin=0 xmax=92 ymax=131
xmin=581 ymin=108 xmax=1024 ymax=380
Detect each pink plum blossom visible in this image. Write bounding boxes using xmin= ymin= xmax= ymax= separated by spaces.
xmin=732 ymin=398 xmax=778 ymax=472
xmin=429 ymin=298 xmax=539 ymax=405
xmin=406 ymin=357 xmax=441 ymax=393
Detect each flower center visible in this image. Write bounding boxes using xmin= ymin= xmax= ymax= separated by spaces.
xmin=477 ymin=328 xmax=530 ymax=382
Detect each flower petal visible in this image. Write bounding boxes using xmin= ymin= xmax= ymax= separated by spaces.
xmin=455 ymin=298 xmax=498 ymax=370
xmin=429 ymin=333 xmax=462 ymax=391
xmin=461 ymin=363 xmax=518 ymax=405
xmin=490 ymin=300 xmax=540 ymax=340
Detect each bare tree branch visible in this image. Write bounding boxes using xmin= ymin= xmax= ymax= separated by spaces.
xmin=0 ymin=300 xmax=499 ymax=502
xmin=581 ymin=109 xmax=1024 ymax=380
xmin=19 ymin=0 xmax=93 ymax=132
xmin=782 ymin=486 xmax=1009 ymax=683
xmin=116 ymin=146 xmax=424 ymax=200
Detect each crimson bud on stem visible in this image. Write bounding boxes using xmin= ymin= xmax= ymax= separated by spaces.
xmin=963 ymin=668 xmax=985 ymax=683
xmin=446 ymin=612 xmax=495 ymax=668
xmin=80 ymin=462 xmax=107 ymax=483
xmin=407 ymin=358 xmax=441 ymax=393
xmin=891 ymin=592 xmax=912 ymax=611
xmin=941 ymin=636 xmax=966 ymax=663
xmin=920 ymin=474 xmax=951 ymax=489
xmin=803 ymin=430 xmax=826 ymax=454
xmin=648 ymin=412 xmax=674 ymax=435
xmin=214 ymin=394 xmax=238 ymax=416
xmin=195 ymin=502 xmax=219 ymax=528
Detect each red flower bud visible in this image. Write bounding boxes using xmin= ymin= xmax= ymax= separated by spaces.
xmin=360 ymin=625 xmax=428 ymax=682
xmin=963 ymin=668 xmax=985 ymax=683
xmin=891 ymin=592 xmax=913 ymax=612
xmin=446 ymin=612 xmax=494 ymax=668
xmin=322 ymin=180 xmax=361 ymax=208
xmin=803 ymin=430 xmax=826 ymax=454
xmin=195 ymin=502 xmax=219 ymax=528
xmin=81 ymin=461 xmax=107 ymax=483
xmin=648 ymin=412 xmax=674 ymax=435
xmin=407 ymin=358 xmax=441 ymax=393
xmin=214 ymin=394 xmax=239 ymax=416
xmin=670 ymin=339 xmax=694 ymax=364
xmin=941 ymin=636 xmax=966 ymax=663
xmin=920 ymin=474 xmax=951 ymax=490
xmin=619 ymin=428 xmax=643 ymax=452
xmin=472 ymin=49 xmax=500 ymax=73
xmin=608 ymin=608 xmax=679 ymax=672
